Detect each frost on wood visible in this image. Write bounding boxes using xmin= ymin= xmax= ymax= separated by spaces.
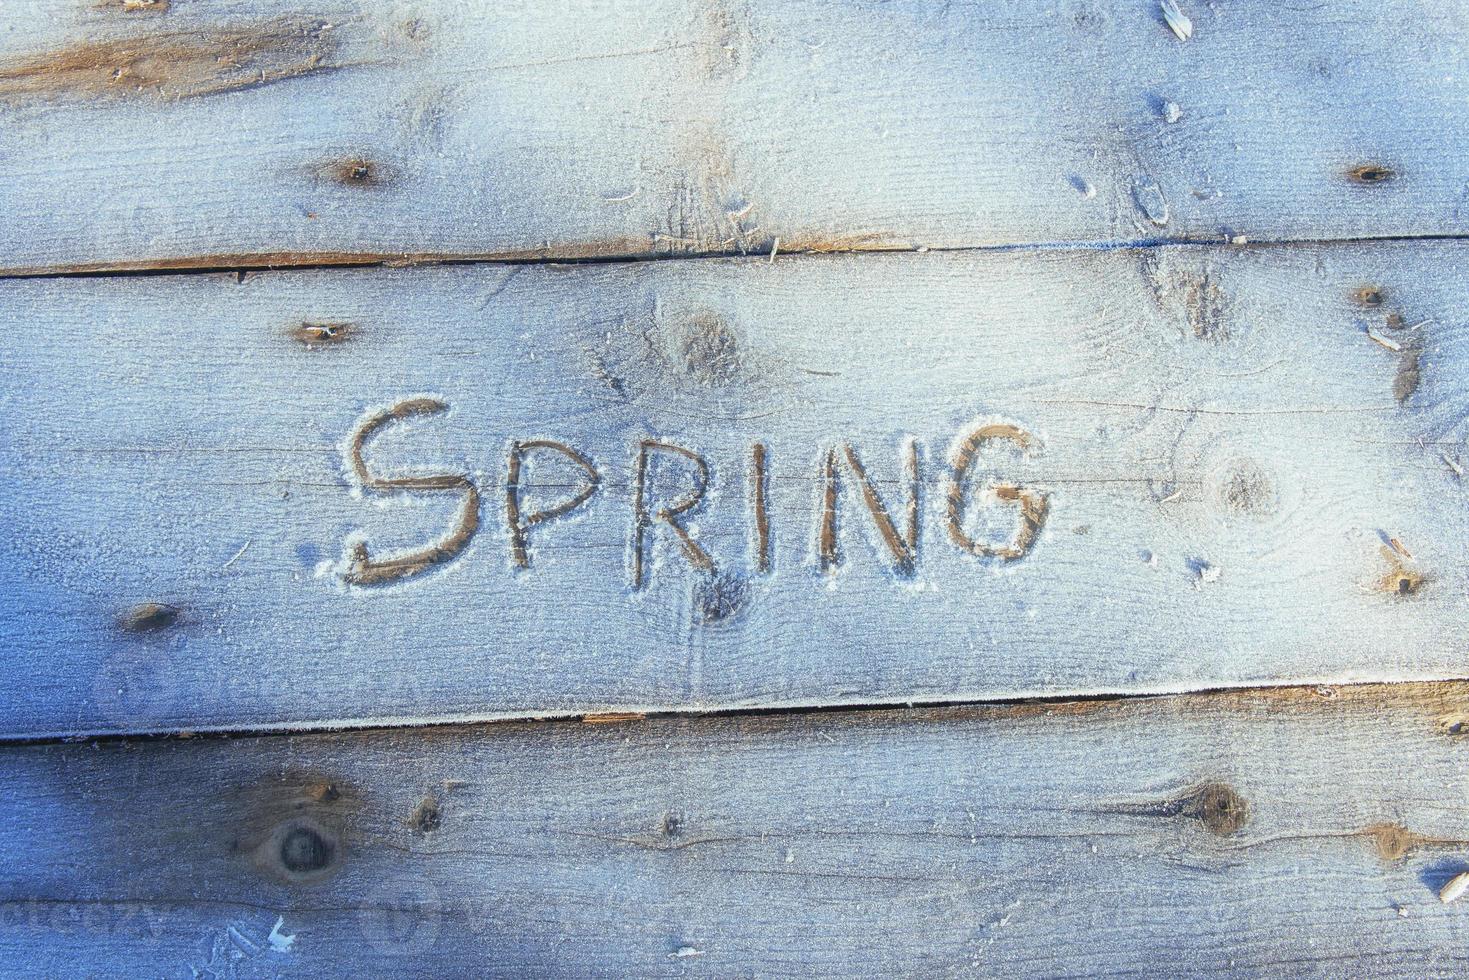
xmin=0 ymin=0 xmax=1465 ymax=270
xmin=3 ymin=684 xmax=1469 ymax=974
xmin=0 ymin=243 xmax=1466 ymax=737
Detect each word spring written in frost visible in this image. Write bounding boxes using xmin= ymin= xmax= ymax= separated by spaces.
xmin=336 ymin=397 xmax=1051 ymax=587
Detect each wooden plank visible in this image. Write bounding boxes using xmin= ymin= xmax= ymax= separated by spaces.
xmin=3 ymin=242 xmax=1467 ymax=736
xmin=0 ymin=0 xmax=1464 ymax=272
xmin=3 ymin=683 xmax=1469 ymax=975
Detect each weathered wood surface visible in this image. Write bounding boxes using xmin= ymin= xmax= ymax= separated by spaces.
xmin=4 ymin=1 xmax=1467 ymax=975
xmin=0 ymin=0 xmax=1464 ymax=273
xmin=2 ymin=683 xmax=1468 ymax=977
xmin=3 ymin=242 xmax=1467 ymax=737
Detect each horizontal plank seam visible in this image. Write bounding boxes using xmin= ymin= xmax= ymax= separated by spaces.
xmin=5 ymin=231 xmax=1469 ymax=281
xmin=8 ymin=674 xmax=1464 ymax=748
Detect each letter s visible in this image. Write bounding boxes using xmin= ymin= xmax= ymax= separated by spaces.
xmin=341 ymin=398 xmax=480 ymax=586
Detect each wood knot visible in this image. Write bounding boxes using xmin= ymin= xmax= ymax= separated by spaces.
xmin=265 ymin=817 xmax=340 ymax=881
xmin=117 ymin=602 xmax=180 ymax=634
xmin=409 ymin=797 xmax=441 ymax=834
xmin=674 ymin=311 xmax=741 ymax=386
xmin=399 ymin=17 xmax=432 ymax=43
xmin=280 ymin=821 xmax=335 ymax=873
xmin=1346 ymin=164 xmax=1396 ymax=185
xmin=306 ymin=781 xmax=340 ymax=803
xmin=1364 ymin=822 xmax=1425 ymax=862
xmin=1212 ymin=459 xmax=1277 ymax=517
xmin=235 ymin=773 xmax=356 ymax=884
xmin=691 ymin=572 xmax=752 ymax=626
xmin=1186 ymin=782 xmax=1248 ymax=836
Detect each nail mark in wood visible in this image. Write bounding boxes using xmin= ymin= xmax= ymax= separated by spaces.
xmin=630 ymin=440 xmax=715 ymax=589
xmin=1346 ymin=164 xmax=1397 ymax=185
xmin=1377 ymin=544 xmax=1426 ymax=597
xmin=319 ymin=156 xmax=390 ymax=189
xmin=342 ymin=398 xmax=481 ymax=586
xmin=945 ymin=423 xmax=1049 ymax=561
xmin=1352 ymin=286 xmax=1385 ymax=307
xmin=819 ymin=442 xmax=920 ymax=575
xmin=291 ymin=321 xmax=355 ymax=348
xmin=506 ymin=440 xmax=600 ymax=569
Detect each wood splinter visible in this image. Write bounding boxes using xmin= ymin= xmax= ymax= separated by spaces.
xmin=1440 ymin=871 xmax=1469 ymax=904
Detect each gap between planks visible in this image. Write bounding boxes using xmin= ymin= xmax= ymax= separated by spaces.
xmin=11 ymin=676 xmax=1469 ymax=749
xmin=6 ymin=231 xmax=1469 ymax=281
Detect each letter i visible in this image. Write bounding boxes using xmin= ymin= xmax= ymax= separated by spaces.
xmin=751 ymin=443 xmax=772 ymax=574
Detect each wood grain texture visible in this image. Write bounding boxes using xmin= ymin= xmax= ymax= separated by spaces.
xmin=3 ymin=683 xmax=1469 ymax=976
xmin=0 ymin=0 xmax=1464 ymax=272
xmin=3 ymin=242 xmax=1467 ymax=736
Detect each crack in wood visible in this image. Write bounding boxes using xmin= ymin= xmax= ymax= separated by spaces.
xmin=9 ymin=680 xmax=1469 ymax=747
xmin=7 ymin=233 xmax=1469 ymax=281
